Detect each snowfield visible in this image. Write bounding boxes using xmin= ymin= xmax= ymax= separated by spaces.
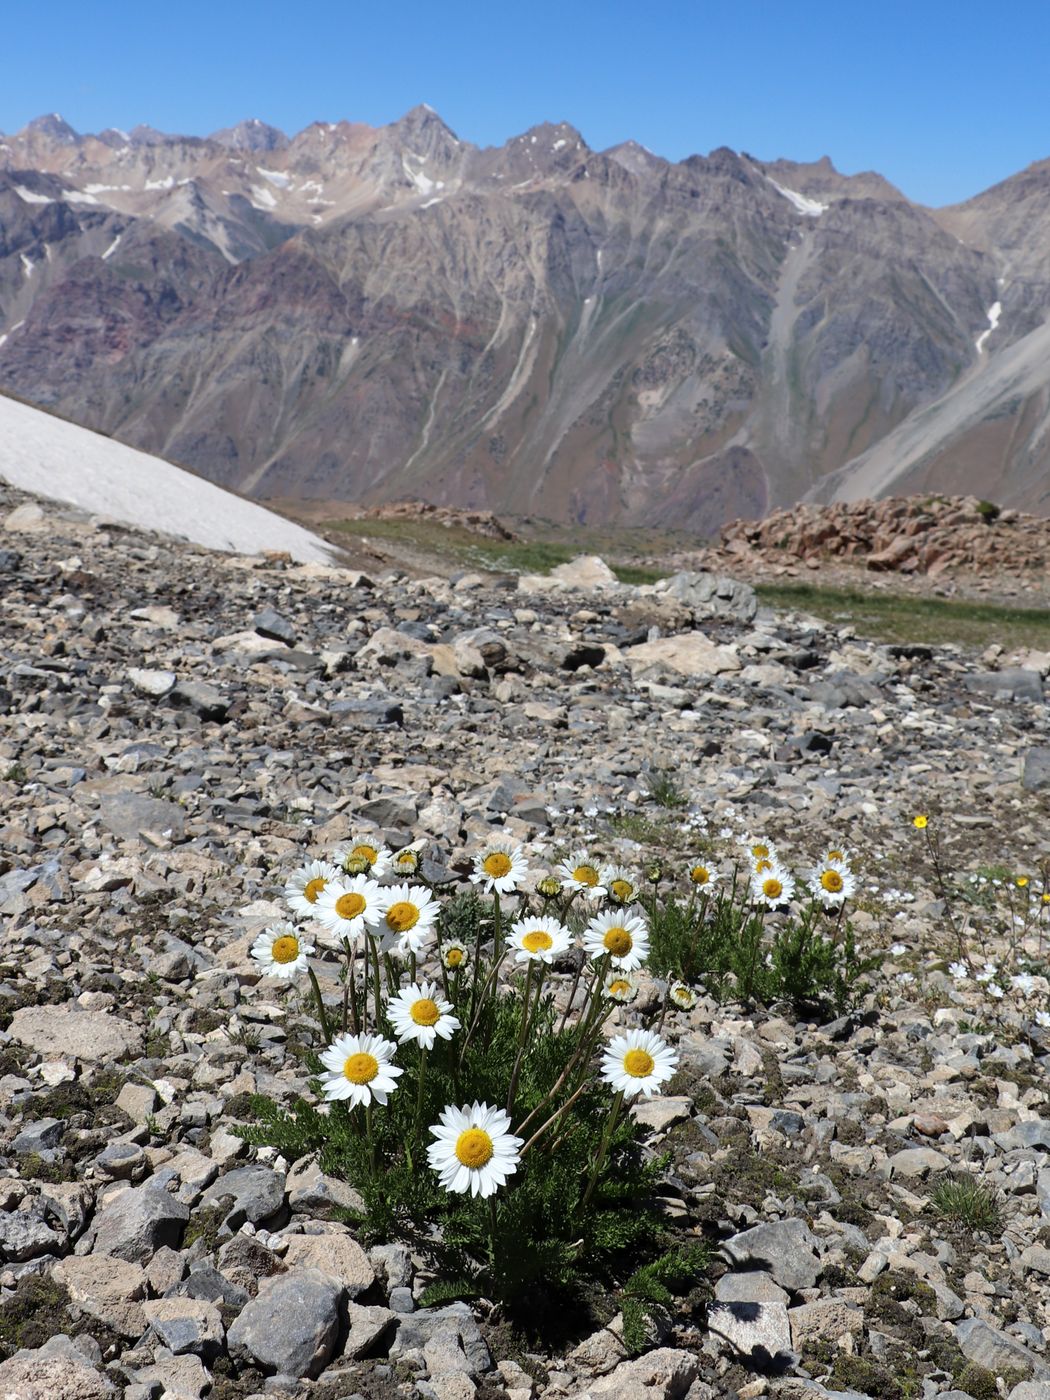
xmin=0 ymin=393 xmax=340 ymax=564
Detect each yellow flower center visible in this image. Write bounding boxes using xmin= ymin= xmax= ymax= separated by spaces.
xmin=762 ymin=878 xmax=783 ymax=900
xmin=304 ymin=877 xmax=327 ymax=904
xmin=343 ymin=1052 xmax=379 ymax=1084
xmin=603 ymin=927 xmax=633 ymax=957
xmin=522 ymin=929 xmax=553 ymax=953
xmin=913 ymin=816 xmax=927 ymax=829
xmin=335 ymin=891 xmax=367 ymax=921
xmin=483 ymin=852 xmax=513 ymax=879
xmin=395 ymin=854 xmax=418 ymax=873
xmin=827 ymin=849 xmax=844 ymax=862
xmin=351 ymin=843 xmax=378 ymax=866
xmin=821 ymin=870 xmax=844 ymax=893
xmin=623 ymin=1048 xmax=655 ymax=1078
xmin=1018 ymin=877 xmax=1029 ymax=888
xmin=386 ymin=901 xmax=420 ymax=934
xmin=755 ymin=858 xmax=773 ymax=874
xmin=445 ymin=947 xmax=465 ymax=967
xmin=690 ymin=866 xmax=710 ymax=885
xmin=410 ymin=998 xmax=440 ymax=1026
xmin=270 ymin=935 xmax=300 ymax=964
xmin=609 ymin=979 xmax=631 ymax=997
xmin=455 ymin=1128 xmax=494 ymax=1168
xmin=751 ymin=843 xmax=770 ymax=859
xmin=573 ymin=863 xmax=599 ymax=887
xmin=610 ymin=879 xmax=634 ymax=902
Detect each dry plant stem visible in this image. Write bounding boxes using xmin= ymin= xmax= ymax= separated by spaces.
xmin=923 ymin=826 xmax=967 ymax=959
xmin=557 ymin=959 xmax=584 ymax=1034
xmin=459 ymin=950 xmax=509 ymax=1064
xmin=518 ymin=1078 xmax=591 ymax=1156
xmin=367 ymin=936 xmax=383 ymax=1024
xmin=492 ymin=891 xmax=503 ymax=962
xmin=515 ymin=998 xmax=613 ymax=1139
xmin=581 ymin=1088 xmax=625 ymax=1211
xmin=414 ymin=1044 xmax=428 ymax=1146
xmin=364 ymin=1101 xmax=377 ymax=1177
xmin=343 ymin=939 xmax=360 ymax=1034
xmin=506 ymin=963 xmax=545 ymax=1115
xmin=307 ymin=965 xmax=332 ymax=1043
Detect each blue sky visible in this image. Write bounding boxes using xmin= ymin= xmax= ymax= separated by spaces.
xmin=4 ymin=0 xmax=1050 ymax=206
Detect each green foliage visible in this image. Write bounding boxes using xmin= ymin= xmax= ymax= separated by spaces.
xmin=644 ymin=769 xmax=687 ymax=810
xmin=930 ymin=1174 xmax=1001 ymax=1233
xmin=975 ymin=499 xmax=1001 ymax=522
xmin=619 ymin=1244 xmax=709 ymax=1353
xmin=237 ymin=903 xmax=675 ymax=1321
xmin=646 ymin=880 xmax=874 ymax=1015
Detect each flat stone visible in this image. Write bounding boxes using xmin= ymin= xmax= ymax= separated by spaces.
xmin=282 ymin=1232 xmax=375 ymax=1297
xmin=286 ymin=1158 xmax=366 ymax=1217
xmin=227 ymin=1266 xmax=343 ymax=1379
xmin=887 ymin=1146 xmax=951 ymax=1178
xmin=955 ymin=1318 xmax=1050 ymax=1381
xmin=630 ymin=1096 xmax=693 ymax=1132
xmin=253 ymin=608 xmax=296 ymax=645
xmin=142 ymin=1297 xmax=224 ymax=1358
xmin=53 ymin=1255 xmax=148 ymax=1337
xmin=12 ymin=1116 xmax=64 ymax=1154
xmin=722 ymin=1218 xmax=821 ymax=1290
xmin=127 ymin=667 xmax=176 ymax=698
xmin=343 ymin=1301 xmax=398 ymax=1359
xmin=996 ymin=1121 xmax=1050 ymax=1151
xmin=0 ymin=1211 xmax=62 ymax=1260
xmin=714 ymin=1272 xmax=790 ymax=1307
xmin=625 ymin=632 xmax=741 ymax=678
xmin=1020 ymin=1245 xmax=1050 ymax=1277
xmin=90 ymin=1183 xmax=189 ymax=1261
xmin=788 ymin=1299 xmax=864 ymax=1348
xmin=96 ymin=789 xmax=185 ymax=841
xmin=1022 ymin=749 xmax=1050 ymax=792
xmin=168 ymin=681 xmax=229 ymax=721
xmin=659 ymin=570 xmax=758 ymax=622
xmin=708 ymin=1300 xmax=793 ymax=1363
xmin=965 ymin=668 xmax=1043 ymax=702
xmin=115 ymin=1082 xmax=157 ymax=1124
xmin=10 ymin=1004 xmax=144 ymax=1061
xmin=585 ymin=1346 xmax=700 ymax=1398
xmin=199 ymin=1162 xmax=285 ymax=1226
xmin=0 ymin=1348 xmax=115 ymax=1399
xmin=549 ymin=555 xmax=620 ymax=589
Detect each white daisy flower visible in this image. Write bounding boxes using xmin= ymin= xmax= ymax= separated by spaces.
xmin=600 ymin=1028 xmax=678 ymax=1099
xmin=380 ymin=882 xmax=439 ymax=957
xmin=1034 ymin=1010 xmax=1050 ymax=1028
xmin=332 ymin=835 xmax=392 ymax=880
xmin=987 ymin=983 xmax=1005 ymax=1000
xmin=318 ymin=1032 xmax=403 ymax=1107
xmin=949 ymin=961 xmax=969 ymax=980
xmin=386 ymin=981 xmax=461 ymax=1050
xmin=669 ymin=981 xmax=697 ymax=1011
xmin=890 ymin=943 xmax=908 ymax=956
xmin=582 ymin=909 xmax=650 ymax=971
xmin=284 ymin=859 xmax=339 ymax=918
xmin=441 ymin=939 xmax=469 ymax=971
xmin=602 ymin=865 xmax=638 ymax=906
xmin=557 ymin=851 xmax=607 ymax=899
xmin=807 ymin=859 xmax=855 ymax=908
xmin=897 ymin=971 xmax=916 ymax=986
xmin=1011 ymin=973 xmax=1038 ymax=997
xmin=508 ymin=915 xmax=571 ymax=965
xmin=389 ymin=847 xmax=423 ymax=879
xmin=603 ymin=972 xmax=638 ymax=1003
xmin=821 ymin=842 xmax=852 ymax=868
xmin=740 ymin=835 xmax=779 ymax=866
xmin=751 ymin=864 xmax=795 ymax=909
xmin=470 ymin=837 xmax=529 ymax=895
xmin=427 ymin=1101 xmax=523 ymax=1198
xmin=314 ymin=875 xmax=387 ymax=941
xmin=687 ymin=861 xmax=720 ymax=890
xmin=250 ymin=923 xmax=315 ymax=979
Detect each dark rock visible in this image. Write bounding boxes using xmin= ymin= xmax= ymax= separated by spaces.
xmin=91 ymin=1184 xmax=190 ymax=1261
xmin=168 ymin=681 xmax=230 ymax=721
xmin=965 ymin=668 xmax=1043 ymax=702
xmin=227 ymin=1267 xmax=343 ymax=1378
xmin=253 ymin=607 xmax=297 ymax=645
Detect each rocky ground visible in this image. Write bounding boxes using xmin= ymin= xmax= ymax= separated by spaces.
xmin=2 ymin=481 xmax=1050 ymax=1400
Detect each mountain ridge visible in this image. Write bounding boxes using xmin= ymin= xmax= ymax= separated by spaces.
xmin=1 ymin=108 xmax=1049 ymax=529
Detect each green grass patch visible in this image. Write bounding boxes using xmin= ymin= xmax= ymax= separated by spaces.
xmin=755 ymin=582 xmax=1050 ymax=651
xmin=329 ymin=516 xmax=666 ymax=583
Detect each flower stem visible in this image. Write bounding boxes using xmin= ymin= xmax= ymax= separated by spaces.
xmin=506 ymin=961 xmax=536 ymax=1115
xmin=492 ymin=891 xmax=503 ymax=962
xmin=307 ymin=965 xmax=332 ymax=1043
xmin=581 ymin=1089 xmax=624 ymax=1212
xmin=415 ymin=1044 xmax=428 ymax=1146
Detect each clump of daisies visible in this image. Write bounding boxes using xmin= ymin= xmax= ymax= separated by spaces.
xmin=642 ymin=832 xmax=874 ymax=1013
xmin=235 ymin=830 xmax=684 ymax=1313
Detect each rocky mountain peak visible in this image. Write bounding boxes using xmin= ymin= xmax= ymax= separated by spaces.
xmin=23 ymin=112 xmax=79 ymax=143
xmin=211 ymin=117 xmax=289 ymax=152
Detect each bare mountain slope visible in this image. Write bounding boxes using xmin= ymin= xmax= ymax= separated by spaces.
xmin=0 ymin=109 xmax=1046 ymax=528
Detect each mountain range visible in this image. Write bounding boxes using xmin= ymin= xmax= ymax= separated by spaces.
xmin=2 ymin=107 xmax=1050 ymax=531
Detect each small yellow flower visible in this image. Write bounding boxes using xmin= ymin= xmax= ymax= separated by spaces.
xmin=1016 ymin=876 xmax=1030 ymax=889
xmin=912 ymin=815 xmax=928 ymax=830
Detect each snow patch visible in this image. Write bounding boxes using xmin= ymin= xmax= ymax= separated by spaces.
xmin=0 ymin=336 xmax=6 ymax=349
xmin=552 ymin=139 xmax=567 ymax=151
xmin=0 ymin=392 xmax=340 ymax=565
xmin=85 ymin=183 xmax=132 ymax=193
xmin=144 ymin=175 xmax=175 ymax=191
xmin=401 ymin=155 xmax=442 ymax=196
xmin=975 ymin=301 xmax=1002 ymax=355
xmin=60 ymin=188 xmax=99 ymax=204
xmin=249 ymin=184 xmax=277 ymax=209
xmin=420 ymin=196 xmax=443 ymax=208
xmin=13 ymin=185 xmax=52 ymax=204
xmin=767 ymin=177 xmax=827 ymax=217
xmin=257 ymin=166 xmax=290 ymax=187
xmin=101 ymin=234 xmax=122 ymax=261
xmin=20 ymin=253 xmax=33 ymax=277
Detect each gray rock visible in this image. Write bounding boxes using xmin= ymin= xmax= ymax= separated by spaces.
xmin=142 ymin=1297 xmax=224 ymax=1358
xmin=94 ymin=1141 xmax=147 ymax=1180
xmin=721 ymin=1218 xmax=821 ymax=1290
xmin=53 ymin=1255 xmax=147 ymax=1338
xmin=391 ymin=1302 xmax=490 ymax=1376
xmin=127 ymin=667 xmax=177 ymax=697
xmin=12 ymin=1116 xmax=64 ymax=1154
xmin=199 ymin=1163 xmax=285 ymax=1228
xmin=997 ymin=1121 xmax=1050 ymax=1151
xmin=660 ymin=570 xmax=758 ymax=622
xmin=955 ymin=1318 xmax=1050 ymax=1381
xmin=253 ymin=608 xmax=297 ymax=645
xmin=90 ymin=1184 xmax=189 ymax=1261
xmin=10 ymin=1004 xmax=145 ymax=1062
xmin=286 ymin=1158 xmax=366 ymax=1217
xmin=707 ymin=1300 xmax=793 ymax=1363
xmin=227 ymin=1267 xmax=343 ymax=1378
xmin=585 ymin=1346 xmax=700 ymax=1398
xmin=965 ymin=668 xmax=1043 ymax=702
xmin=714 ymin=1271 xmax=790 ymax=1306
xmin=1022 ymin=748 xmax=1050 ymax=791
xmin=0 ymin=1341 xmax=116 ymax=1399
xmin=0 ymin=1210 xmax=62 ymax=1261
xmin=168 ymin=681 xmax=229 ymax=721
xmin=1009 ymin=1385 xmax=1050 ymax=1400
xmin=343 ymin=1302 xmax=398 ymax=1359
xmin=97 ymin=789 xmax=185 ymax=841
xmin=330 ymin=697 xmax=404 ymax=727
xmin=886 ymin=1146 xmax=950 ymax=1179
